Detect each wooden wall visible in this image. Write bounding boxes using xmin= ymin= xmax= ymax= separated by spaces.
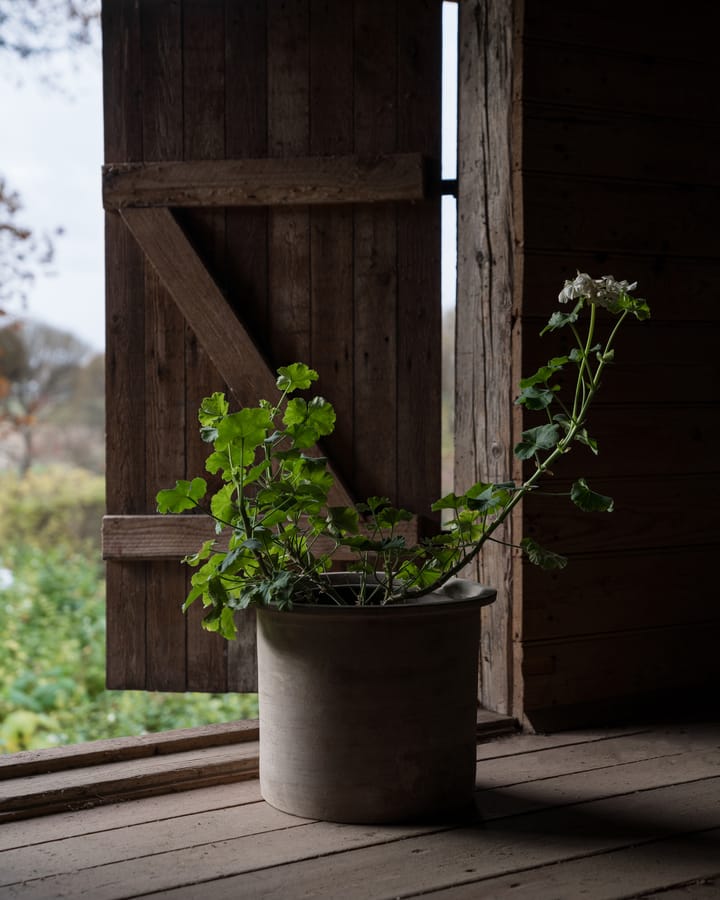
xmin=102 ymin=0 xmax=442 ymax=693
xmin=458 ymin=0 xmax=720 ymax=728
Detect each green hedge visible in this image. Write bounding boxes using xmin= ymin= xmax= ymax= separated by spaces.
xmin=0 ymin=466 xmax=105 ymax=551
xmin=0 ymin=468 xmax=258 ymax=753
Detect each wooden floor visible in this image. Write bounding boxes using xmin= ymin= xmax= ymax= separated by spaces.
xmin=2 ymin=721 xmax=719 ymax=899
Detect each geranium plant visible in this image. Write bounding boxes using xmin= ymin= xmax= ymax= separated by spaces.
xmin=157 ymin=274 xmax=650 ymax=638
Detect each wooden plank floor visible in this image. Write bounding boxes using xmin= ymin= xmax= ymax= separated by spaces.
xmin=1 ymin=722 xmax=719 ymax=899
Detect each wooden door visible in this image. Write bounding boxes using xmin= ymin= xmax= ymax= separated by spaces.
xmin=101 ymin=0 xmax=442 ymax=693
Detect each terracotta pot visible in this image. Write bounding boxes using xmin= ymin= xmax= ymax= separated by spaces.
xmin=256 ymin=575 xmax=497 ymax=824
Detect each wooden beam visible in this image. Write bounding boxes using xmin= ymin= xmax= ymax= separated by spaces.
xmin=119 ymin=206 xmax=353 ymax=507
xmin=103 ymin=154 xmax=427 ymax=209
xmin=102 ymin=515 xmax=420 ymax=562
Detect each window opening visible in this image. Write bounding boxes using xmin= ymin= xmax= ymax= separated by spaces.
xmin=441 ymin=2 xmax=459 ymax=502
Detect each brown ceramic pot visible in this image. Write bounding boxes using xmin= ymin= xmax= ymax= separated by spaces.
xmin=256 ymin=575 xmax=496 ymax=824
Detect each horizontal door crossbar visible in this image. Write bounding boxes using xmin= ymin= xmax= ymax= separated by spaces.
xmin=103 ymin=154 xmax=429 ymax=209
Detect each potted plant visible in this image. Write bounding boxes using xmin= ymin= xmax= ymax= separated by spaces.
xmin=157 ymin=273 xmax=650 ymax=823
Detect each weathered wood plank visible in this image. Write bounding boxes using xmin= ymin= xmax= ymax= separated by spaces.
xmin=0 ymin=722 xmax=258 ymax=780
xmin=0 ymin=743 xmax=260 ymax=825
xmin=102 ymin=515 xmax=419 ymax=562
xmin=102 ymin=155 xmax=427 ymax=208
xmin=523 ymin=39 xmax=716 ymax=122
xmin=180 ymin=0 xmax=229 ymax=694
xmin=309 ymin=0 xmax=355 ymax=491
xmin=477 ymin=725 xmax=720 ymax=800
xmin=397 ymin=0 xmax=442 ymax=523
xmin=457 ymin=0 xmax=522 ymax=717
xmin=523 ymin=474 xmax=719 ymax=555
xmin=410 ymin=830 xmax=720 ymax=899
xmin=102 ymin=0 xmax=146 ymax=691
xmin=267 ymin=0 xmax=311 ymax=367
xmin=139 ymin=0 xmax=187 ymax=693
xmin=524 ymin=174 xmax=720 ymax=259
xmin=0 ymin=781 xmax=263 ymax=853
xmin=353 ymin=0 xmax=399 ymax=502
xmin=23 ymin=776 xmax=718 ymax=900
xmin=524 ymin=547 xmax=720 ymax=640
xmin=144 ymin=252 xmax=187 ymax=690
xmin=118 ymin=207 xmax=353 ymax=508
xmin=0 ymin=800 xmax=301 ymax=887
xmin=523 ymin=103 xmax=720 ymax=188
xmin=523 ymin=623 xmax=720 ymax=726
xmin=223 ymin=0 xmax=268 ymax=693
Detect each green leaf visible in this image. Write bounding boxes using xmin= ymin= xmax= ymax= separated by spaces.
xmin=570 ymin=478 xmax=614 ymax=512
xmin=516 ymin=384 xmax=558 ymax=410
xmin=519 ymin=357 xmax=568 ymax=388
xmin=218 ymin=607 xmax=237 ymax=640
xmin=156 ymin=477 xmax=207 ymax=513
xmin=283 ymin=396 xmax=336 ymax=448
xmin=198 ymin=392 xmax=229 ymax=426
xmin=464 ymin=482 xmax=514 ymax=516
xmin=205 ymin=449 xmax=231 ymax=476
xmin=574 ymin=428 xmax=599 ymax=455
xmin=514 ymin=424 xmax=560 ymax=460
xmin=326 ymin=506 xmax=360 ymax=535
xmin=210 ymin=483 xmax=236 ymax=525
xmin=374 ymin=505 xmax=413 ymax=529
xmin=431 ymin=492 xmax=464 ymax=512
xmin=276 ymin=363 xmax=319 ymax=393
xmin=215 ymin=407 xmax=273 ymax=462
xmin=521 ymin=537 xmax=568 ymax=570
xmin=183 ymin=539 xmax=216 ymax=566
xmin=541 ymin=302 xmax=582 ymax=335
xmin=616 ymin=292 xmax=651 ymax=321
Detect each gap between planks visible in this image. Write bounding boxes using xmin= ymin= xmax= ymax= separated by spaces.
xmin=1 ymin=727 xmax=719 ymax=899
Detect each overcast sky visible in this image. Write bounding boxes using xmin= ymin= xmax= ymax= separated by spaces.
xmin=1 ymin=4 xmax=457 ymax=356
xmin=2 ymin=43 xmax=105 ymax=352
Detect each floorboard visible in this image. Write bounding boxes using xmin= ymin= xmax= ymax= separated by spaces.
xmin=1 ymin=722 xmax=718 ymax=900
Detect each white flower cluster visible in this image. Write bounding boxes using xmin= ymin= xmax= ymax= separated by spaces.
xmin=558 ymin=273 xmax=637 ymax=309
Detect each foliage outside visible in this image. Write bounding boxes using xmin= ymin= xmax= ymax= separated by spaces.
xmin=0 ymin=468 xmax=257 ymax=754
xmin=158 ymin=275 xmax=650 ymax=639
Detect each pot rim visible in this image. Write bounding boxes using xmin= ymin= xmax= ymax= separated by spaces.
xmin=259 ymin=573 xmax=497 ymax=616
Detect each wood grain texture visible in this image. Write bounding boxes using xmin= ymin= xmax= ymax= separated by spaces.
xmin=4 ymin=729 xmax=719 ymax=898
xmin=309 ymin=0 xmax=355 ymax=489
xmin=457 ymin=0 xmax=522 ymax=716
xmin=140 ymin=0 xmax=186 ymax=692
xmin=102 ymin=0 xmax=443 ymax=694
xmin=0 ymin=721 xmax=258 ymax=779
xmin=103 ymin=155 xmax=427 ymax=208
xmin=180 ymin=0 xmax=229 ymax=693
xmin=397 ymin=0 xmax=442 ymax=524
xmin=513 ymin=0 xmax=720 ymax=728
xmin=102 ymin=515 xmax=420 ymax=562
xmin=267 ymin=0 xmax=311 ymax=367
xmin=102 ymin=0 xmax=145 ymax=691
xmin=352 ymin=0 xmax=399 ymax=502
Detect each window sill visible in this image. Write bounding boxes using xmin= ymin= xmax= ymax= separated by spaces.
xmin=0 ymin=720 xmax=260 ymax=823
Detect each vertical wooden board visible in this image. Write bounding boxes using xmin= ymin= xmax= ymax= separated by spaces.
xmin=102 ymin=0 xmax=146 ymax=689
xmin=456 ymin=0 xmax=522 ymax=716
xmin=144 ymin=265 xmax=187 ymax=691
xmin=181 ymin=0 xmax=228 ymax=693
xmin=224 ymin=0 xmax=269 ymax=694
xmin=140 ymin=0 xmax=187 ymax=691
xmin=396 ymin=0 xmax=442 ymax=520
xmin=353 ymin=0 xmax=399 ymax=501
xmin=224 ymin=1 xmax=270 ymax=363
xmin=268 ymin=0 xmax=311 ymax=366
xmin=104 ymin=216 xmax=147 ymax=689
xmin=309 ymin=0 xmax=355 ymax=488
